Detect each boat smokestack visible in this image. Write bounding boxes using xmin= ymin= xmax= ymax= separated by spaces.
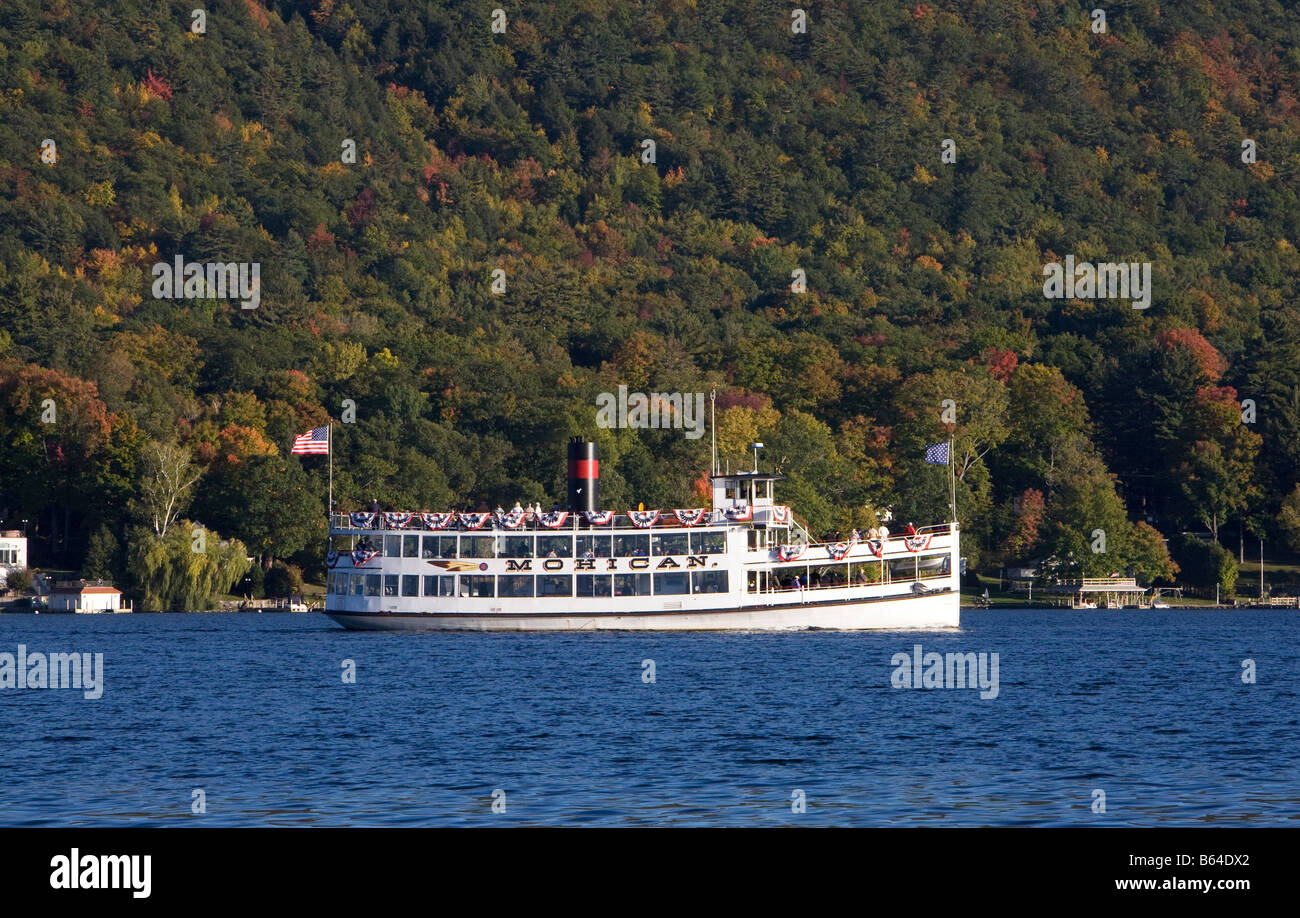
xmin=567 ymin=438 xmax=599 ymax=513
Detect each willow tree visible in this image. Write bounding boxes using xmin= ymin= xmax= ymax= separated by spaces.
xmin=127 ymin=522 xmax=250 ymax=611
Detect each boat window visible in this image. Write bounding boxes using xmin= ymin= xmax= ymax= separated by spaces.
xmin=461 ymin=536 xmax=495 ymax=559
xmin=384 ymin=575 xmax=399 ymax=596
xmin=691 ymin=531 xmax=726 ymax=555
xmin=460 ymin=575 xmax=495 ymax=598
xmin=813 ymin=566 xmax=846 ymax=588
xmin=746 ymin=571 xmax=758 ymax=593
xmin=614 ymin=533 xmax=650 ymax=557
xmin=576 ymin=575 xmax=612 ymax=597
xmin=536 ymin=535 xmax=573 ymax=558
xmin=384 ymin=535 xmax=401 ymax=557
xmin=613 ymin=573 xmax=651 ymax=597
xmin=439 ymin=536 xmax=458 ymax=558
xmin=364 ymin=574 xmax=381 ymax=597
xmin=425 ymin=574 xmax=455 ymax=597
xmin=401 ymin=575 xmax=420 ymax=597
xmin=576 ymin=534 xmax=612 ymax=558
xmin=538 ymin=575 xmax=572 ymax=597
xmin=652 ymin=533 xmax=689 ymax=556
xmin=498 ymin=575 xmax=533 ymax=598
xmin=351 ymin=575 xmax=366 ymax=597
xmin=499 ymin=535 xmax=534 ymax=558
xmin=422 ymin=536 xmax=439 ymax=559
xmin=848 ymin=563 xmax=880 ymax=585
xmin=692 ymin=571 xmax=728 ymax=594
xmin=654 ymin=572 xmax=690 ymax=595
xmin=403 ymin=535 xmax=420 ymax=558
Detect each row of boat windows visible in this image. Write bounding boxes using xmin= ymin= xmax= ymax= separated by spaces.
xmin=328 ymin=570 xmax=730 ymax=598
xmin=351 ymin=532 xmax=728 ymax=560
xmin=748 ymin=559 xmax=951 ymax=591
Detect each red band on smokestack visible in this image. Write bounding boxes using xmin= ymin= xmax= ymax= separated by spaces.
xmin=568 ymin=459 xmax=598 ymax=478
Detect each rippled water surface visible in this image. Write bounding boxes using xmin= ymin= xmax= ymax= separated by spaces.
xmin=0 ymin=609 xmax=1296 ymax=826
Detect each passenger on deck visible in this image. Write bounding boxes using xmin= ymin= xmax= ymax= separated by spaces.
xmin=905 ymin=522 xmax=917 ymax=536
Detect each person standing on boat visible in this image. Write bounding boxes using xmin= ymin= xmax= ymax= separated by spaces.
xmin=905 ymin=522 xmax=917 ymax=536
xmin=369 ymin=497 xmax=382 ymax=528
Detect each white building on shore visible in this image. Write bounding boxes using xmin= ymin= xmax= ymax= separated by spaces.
xmin=48 ymin=581 xmax=130 ymax=613
xmin=0 ymin=531 xmax=27 ymax=589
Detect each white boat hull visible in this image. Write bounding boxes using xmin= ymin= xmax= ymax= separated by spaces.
xmin=325 ymin=588 xmax=959 ymax=631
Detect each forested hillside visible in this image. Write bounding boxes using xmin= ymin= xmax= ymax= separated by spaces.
xmin=4 ymin=0 xmax=1300 ymax=605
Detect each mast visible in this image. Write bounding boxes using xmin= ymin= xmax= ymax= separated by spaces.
xmin=710 ymin=389 xmax=717 ymax=475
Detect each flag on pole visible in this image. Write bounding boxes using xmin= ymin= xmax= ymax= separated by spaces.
xmin=924 ymin=441 xmax=950 ymax=465
xmin=291 ymin=425 xmax=330 ymax=455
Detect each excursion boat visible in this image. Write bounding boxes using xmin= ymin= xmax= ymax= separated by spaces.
xmin=323 ymin=440 xmax=960 ymax=631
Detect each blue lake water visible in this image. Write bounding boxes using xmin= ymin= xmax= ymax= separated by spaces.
xmin=0 ymin=609 xmax=1296 ymax=826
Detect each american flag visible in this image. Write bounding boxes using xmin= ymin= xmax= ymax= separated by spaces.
xmin=924 ymin=441 xmax=950 ymax=465
xmin=291 ymin=425 xmax=329 ymax=455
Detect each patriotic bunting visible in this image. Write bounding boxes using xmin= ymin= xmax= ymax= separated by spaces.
xmin=673 ymin=508 xmax=708 ymax=527
xmin=458 ymin=512 xmax=491 ymax=530
xmin=777 ymin=543 xmax=806 ymax=562
xmin=497 ymin=508 xmax=527 ymax=529
xmin=421 ymin=512 xmax=456 ymax=530
xmin=350 ymin=549 xmax=380 ymax=566
xmin=538 ymin=510 xmax=570 ymax=528
xmin=628 ymin=509 xmax=661 ymax=528
xmin=345 ymin=504 xmax=811 ymax=533
xmin=826 ymin=533 xmax=861 ymax=560
xmin=904 ymin=534 xmax=933 ymax=553
xmin=826 ymin=541 xmax=853 ymax=561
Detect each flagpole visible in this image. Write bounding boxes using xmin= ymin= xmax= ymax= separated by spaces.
xmin=949 ymin=438 xmax=956 ymax=523
xmin=328 ymin=423 xmax=333 ymax=529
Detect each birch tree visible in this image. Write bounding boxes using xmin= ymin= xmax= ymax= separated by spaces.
xmin=131 ymin=441 xmax=202 ymax=537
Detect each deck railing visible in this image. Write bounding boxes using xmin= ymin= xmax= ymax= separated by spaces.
xmin=1078 ymin=577 xmax=1141 ymax=591
xmin=330 ymin=507 xmax=800 ymax=532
